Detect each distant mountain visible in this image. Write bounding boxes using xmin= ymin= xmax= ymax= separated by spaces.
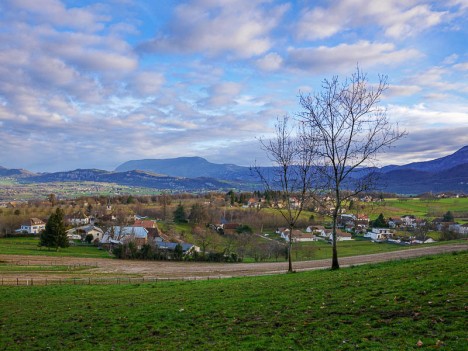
xmin=377 ymin=163 xmax=468 ymax=194
xmin=0 ymin=166 xmax=35 ymax=177
xmin=115 ymin=146 xmax=468 ymax=194
xmin=21 ymin=169 xmax=232 ymax=191
xmin=115 ymin=156 xmax=255 ymax=181
xmin=2 ymin=146 xmax=467 ymax=195
xmin=381 ymin=146 xmax=468 ymax=173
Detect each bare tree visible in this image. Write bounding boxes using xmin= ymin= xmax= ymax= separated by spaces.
xmin=254 ymin=116 xmax=316 ymax=272
xmin=299 ymin=67 xmax=406 ymax=269
xmin=415 ymin=219 xmax=431 ymax=242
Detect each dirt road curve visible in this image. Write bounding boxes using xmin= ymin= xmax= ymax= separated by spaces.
xmin=1 ymin=243 xmax=466 ymax=281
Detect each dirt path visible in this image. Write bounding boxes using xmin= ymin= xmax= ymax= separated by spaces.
xmin=1 ymin=243 xmax=466 ymax=282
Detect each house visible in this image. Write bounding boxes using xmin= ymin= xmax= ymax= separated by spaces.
xmin=388 ymin=218 xmax=403 ymax=229
xmin=244 ymin=198 xmax=261 ymax=208
xmin=66 ymin=225 xmax=104 ymax=242
xmin=100 ymin=226 xmax=148 ymax=248
xmin=459 ymin=224 xmax=468 ymax=235
xmin=327 ymin=229 xmax=353 ymax=242
xmin=16 ymin=218 xmax=46 ymax=234
xmin=365 ymin=228 xmax=394 ymax=241
xmin=278 ymin=229 xmax=307 ymax=242
xmin=337 ymin=214 xmax=356 ymax=226
xmin=289 ymin=197 xmax=302 ymax=209
xmin=401 ymin=215 xmax=416 ymax=227
xmin=133 ymin=219 xmax=157 ymax=229
xmin=306 ymin=225 xmax=326 ymax=237
xmin=355 ymin=215 xmax=370 ymax=231
xmin=293 ymin=232 xmax=318 ymax=242
xmin=67 ymin=211 xmax=90 ymax=226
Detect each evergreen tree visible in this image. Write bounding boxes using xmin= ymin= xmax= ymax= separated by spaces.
xmin=39 ymin=208 xmax=69 ymax=251
xmin=442 ymin=211 xmax=454 ymax=222
xmin=173 ymin=203 xmax=187 ymax=223
xmin=373 ymin=213 xmax=387 ymax=228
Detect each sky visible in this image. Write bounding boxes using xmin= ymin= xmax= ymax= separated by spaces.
xmin=0 ymin=0 xmax=467 ymax=172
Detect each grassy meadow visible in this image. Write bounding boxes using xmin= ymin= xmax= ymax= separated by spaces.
xmin=367 ymin=197 xmax=468 ymax=221
xmin=0 ymin=251 xmax=466 ymax=350
xmin=0 ymin=237 xmax=111 ymax=259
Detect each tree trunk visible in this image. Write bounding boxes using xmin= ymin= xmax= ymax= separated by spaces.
xmin=288 ymin=225 xmax=293 ymax=273
xmin=331 ymin=207 xmax=340 ymax=270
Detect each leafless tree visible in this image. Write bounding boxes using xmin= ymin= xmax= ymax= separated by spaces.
xmin=299 ymin=67 xmax=406 ymax=269
xmin=415 ymin=219 xmax=431 ymax=242
xmin=254 ymin=116 xmax=316 ymax=272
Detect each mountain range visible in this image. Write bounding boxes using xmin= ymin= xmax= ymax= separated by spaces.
xmin=1 ymin=146 xmax=467 ymax=195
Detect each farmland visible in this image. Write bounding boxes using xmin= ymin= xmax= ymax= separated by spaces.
xmin=366 ymin=197 xmax=468 ymax=221
xmin=0 ymin=250 xmax=466 ymax=350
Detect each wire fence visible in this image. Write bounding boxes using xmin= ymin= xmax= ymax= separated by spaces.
xmin=0 ymin=275 xmax=230 ymax=286
xmin=5 ymin=260 xmax=99 ymax=267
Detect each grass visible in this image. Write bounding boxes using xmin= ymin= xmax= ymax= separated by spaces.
xmin=0 ymin=263 xmax=92 ymax=273
xmin=290 ymin=239 xmax=408 ymax=261
xmin=372 ymin=197 xmax=468 ymax=219
xmin=0 ymin=251 xmax=466 ymax=350
xmin=0 ymin=237 xmax=111 ymax=258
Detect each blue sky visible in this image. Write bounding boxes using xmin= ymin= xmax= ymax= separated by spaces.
xmin=0 ymin=0 xmax=467 ymax=172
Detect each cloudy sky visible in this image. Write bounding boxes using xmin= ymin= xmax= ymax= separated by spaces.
xmin=0 ymin=0 xmax=467 ymax=172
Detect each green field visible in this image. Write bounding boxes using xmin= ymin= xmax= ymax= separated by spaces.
xmin=0 ymin=264 xmax=91 ymax=273
xmin=0 ymin=237 xmax=111 ymax=258
xmin=0 ymin=251 xmax=466 ymax=350
xmin=370 ymin=197 xmax=468 ymax=219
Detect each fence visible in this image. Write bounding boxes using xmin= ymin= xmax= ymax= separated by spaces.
xmin=0 ymin=275 xmax=231 ymax=286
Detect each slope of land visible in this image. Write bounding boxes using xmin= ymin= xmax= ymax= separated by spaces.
xmin=0 ymin=249 xmax=466 ymax=350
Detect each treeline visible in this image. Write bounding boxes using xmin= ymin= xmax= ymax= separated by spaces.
xmin=111 ymin=240 xmax=288 ymax=263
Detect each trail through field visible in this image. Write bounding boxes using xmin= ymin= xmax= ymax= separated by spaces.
xmin=0 ymin=243 xmax=466 ymax=282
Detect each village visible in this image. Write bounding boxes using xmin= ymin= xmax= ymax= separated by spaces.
xmin=4 ymin=191 xmax=466 ymax=262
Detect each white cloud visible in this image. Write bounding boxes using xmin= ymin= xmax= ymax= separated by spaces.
xmin=4 ymin=0 xmax=109 ymax=32
xmin=453 ymin=62 xmax=468 ymax=71
xmin=201 ymin=82 xmax=243 ymax=107
xmin=129 ymin=72 xmax=165 ymax=96
xmin=388 ymin=103 xmax=468 ymax=128
xmin=385 ymin=84 xmax=422 ymax=98
xmin=138 ymin=0 xmax=289 ymax=58
xmin=286 ymin=41 xmax=422 ymax=73
xmin=296 ymin=0 xmax=448 ymax=41
xmin=404 ymin=65 xmax=468 ymax=94
xmin=256 ymin=52 xmax=283 ymax=71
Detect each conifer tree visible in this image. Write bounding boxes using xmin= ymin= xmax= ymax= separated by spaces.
xmin=39 ymin=208 xmax=69 ymax=251
xmin=373 ymin=213 xmax=387 ymax=228
xmin=173 ymin=203 xmax=187 ymax=223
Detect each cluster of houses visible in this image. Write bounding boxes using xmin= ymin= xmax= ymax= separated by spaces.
xmin=273 ymin=211 xmax=452 ymax=245
xmin=16 ymin=214 xmax=198 ymax=256
xmin=276 ymin=226 xmax=353 ymax=243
